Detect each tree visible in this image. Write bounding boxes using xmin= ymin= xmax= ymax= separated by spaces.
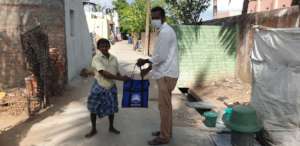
xmin=113 ymin=0 xmax=129 ymax=13
xmin=113 ymin=0 xmax=146 ymax=33
xmin=165 ymin=0 xmax=210 ymax=25
xmin=152 ymin=0 xmax=166 ymax=7
xmin=241 ymin=0 xmax=249 ymax=15
xmin=292 ymin=0 xmax=300 ymax=6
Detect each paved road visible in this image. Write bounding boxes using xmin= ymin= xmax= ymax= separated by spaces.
xmin=1 ymin=41 xmax=213 ymax=146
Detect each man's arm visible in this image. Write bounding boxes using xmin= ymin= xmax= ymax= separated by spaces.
xmin=148 ymin=30 xmax=171 ymax=65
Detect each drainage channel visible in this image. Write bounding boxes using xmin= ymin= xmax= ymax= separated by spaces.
xmin=178 ymin=87 xmax=212 ymax=115
xmin=178 ymin=88 xmax=266 ymax=146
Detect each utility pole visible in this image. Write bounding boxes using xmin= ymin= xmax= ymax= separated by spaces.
xmin=144 ymin=0 xmax=151 ymax=56
xmin=213 ymin=0 xmax=217 ymax=18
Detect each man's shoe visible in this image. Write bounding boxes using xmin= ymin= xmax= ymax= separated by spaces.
xmin=152 ymin=131 xmax=172 ymax=138
xmin=152 ymin=131 xmax=160 ymax=137
xmin=148 ymin=137 xmax=169 ymax=145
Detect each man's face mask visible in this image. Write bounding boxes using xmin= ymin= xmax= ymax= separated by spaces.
xmin=151 ymin=19 xmax=162 ymax=29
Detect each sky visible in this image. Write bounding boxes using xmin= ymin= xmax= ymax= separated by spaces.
xmin=95 ymin=0 xmax=244 ymax=21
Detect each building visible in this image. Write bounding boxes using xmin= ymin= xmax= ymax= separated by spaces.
xmin=248 ymin=0 xmax=293 ymax=13
xmin=83 ymin=0 xmax=108 ymax=39
xmin=213 ymin=0 xmax=244 ymax=19
xmin=83 ymin=1 xmax=113 ymax=40
xmin=65 ymin=0 xmax=93 ymax=81
xmin=213 ymin=0 xmax=293 ymax=19
xmin=0 ymin=0 xmax=93 ymax=90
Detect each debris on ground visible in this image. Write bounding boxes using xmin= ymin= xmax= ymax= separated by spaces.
xmin=217 ymin=96 xmax=229 ymax=102
xmin=186 ymin=101 xmax=216 ymax=109
xmin=210 ymin=133 xmax=261 ymax=146
xmin=189 ymin=78 xmax=251 ymax=111
xmin=0 ymin=88 xmax=27 ymax=116
xmin=0 ymin=88 xmax=30 ymax=134
xmin=0 ymin=92 xmax=6 ymax=100
xmin=0 ymin=92 xmax=8 ymax=106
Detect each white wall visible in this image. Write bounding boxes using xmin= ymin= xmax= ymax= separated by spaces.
xmin=217 ymin=0 xmax=244 ymax=11
xmin=65 ymin=0 xmax=93 ymax=81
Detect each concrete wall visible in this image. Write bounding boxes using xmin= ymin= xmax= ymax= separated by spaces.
xmin=0 ymin=0 xmax=66 ymax=89
xmin=203 ymin=6 xmax=300 ymax=84
xmin=141 ymin=26 xmax=237 ymax=88
xmin=174 ymin=25 xmax=237 ymax=87
xmin=64 ymin=0 xmax=93 ymax=81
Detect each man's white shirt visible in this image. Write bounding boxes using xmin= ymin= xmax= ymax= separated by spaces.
xmin=149 ymin=23 xmax=179 ymax=79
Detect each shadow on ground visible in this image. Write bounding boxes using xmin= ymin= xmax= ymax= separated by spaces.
xmin=0 ymin=78 xmax=92 ymax=146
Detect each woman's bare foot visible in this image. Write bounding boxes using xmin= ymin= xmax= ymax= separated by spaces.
xmin=85 ymin=129 xmax=97 ymax=138
xmin=109 ymin=127 xmax=120 ymax=134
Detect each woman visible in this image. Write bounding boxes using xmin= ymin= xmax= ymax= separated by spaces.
xmin=85 ymin=38 xmax=129 ymax=138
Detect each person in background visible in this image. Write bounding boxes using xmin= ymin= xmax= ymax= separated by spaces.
xmin=85 ymin=38 xmax=130 ymax=138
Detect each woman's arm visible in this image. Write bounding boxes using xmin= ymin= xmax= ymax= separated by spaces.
xmin=99 ymin=70 xmax=129 ymax=81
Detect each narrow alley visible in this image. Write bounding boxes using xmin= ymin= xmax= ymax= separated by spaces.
xmin=0 ymin=41 xmax=213 ymax=146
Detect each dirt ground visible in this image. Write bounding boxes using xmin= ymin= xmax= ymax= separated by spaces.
xmin=0 ymin=76 xmax=251 ymax=135
xmin=0 ymin=41 xmax=212 ymax=146
xmin=0 ymin=40 xmax=253 ymax=146
xmin=189 ymin=77 xmax=252 ymax=110
xmin=0 ymin=89 xmax=29 ymax=134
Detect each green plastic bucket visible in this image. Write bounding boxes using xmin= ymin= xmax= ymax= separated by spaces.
xmin=203 ymin=111 xmax=218 ymax=127
xmin=224 ymin=107 xmax=233 ymax=121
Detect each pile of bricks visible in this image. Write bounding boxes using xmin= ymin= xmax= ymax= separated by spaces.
xmin=21 ymin=26 xmax=64 ymax=109
xmin=48 ymin=48 xmax=65 ymax=96
xmin=24 ymin=75 xmax=38 ymax=97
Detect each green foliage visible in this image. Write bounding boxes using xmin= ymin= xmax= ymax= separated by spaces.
xmin=152 ymin=0 xmax=166 ymax=7
xmin=165 ymin=0 xmax=210 ymax=24
xmin=113 ymin=0 xmax=146 ymax=33
xmin=113 ymin=0 xmax=129 ymax=12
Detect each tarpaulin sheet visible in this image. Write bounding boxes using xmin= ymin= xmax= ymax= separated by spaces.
xmin=251 ymin=27 xmax=300 ymax=146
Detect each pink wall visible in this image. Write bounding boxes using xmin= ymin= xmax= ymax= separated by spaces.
xmin=259 ymin=0 xmax=273 ymax=12
xmin=216 ymin=11 xmax=230 ymax=19
xmin=277 ymin=0 xmax=292 ymax=8
xmin=215 ymin=0 xmax=294 ymax=18
xmin=248 ymin=1 xmax=257 ymax=13
xmin=249 ymin=0 xmax=293 ymax=13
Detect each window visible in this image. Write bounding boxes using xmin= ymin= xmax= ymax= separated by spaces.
xmin=70 ymin=9 xmax=75 ymax=37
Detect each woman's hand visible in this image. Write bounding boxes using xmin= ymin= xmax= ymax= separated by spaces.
xmin=119 ymin=75 xmax=131 ymax=81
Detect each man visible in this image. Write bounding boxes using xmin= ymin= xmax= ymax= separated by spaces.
xmin=136 ymin=6 xmax=179 ymax=145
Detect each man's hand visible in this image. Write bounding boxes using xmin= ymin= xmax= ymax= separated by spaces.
xmin=136 ymin=58 xmax=150 ymax=67
xmin=141 ymin=69 xmax=148 ymax=77
xmin=140 ymin=66 xmax=152 ymax=77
